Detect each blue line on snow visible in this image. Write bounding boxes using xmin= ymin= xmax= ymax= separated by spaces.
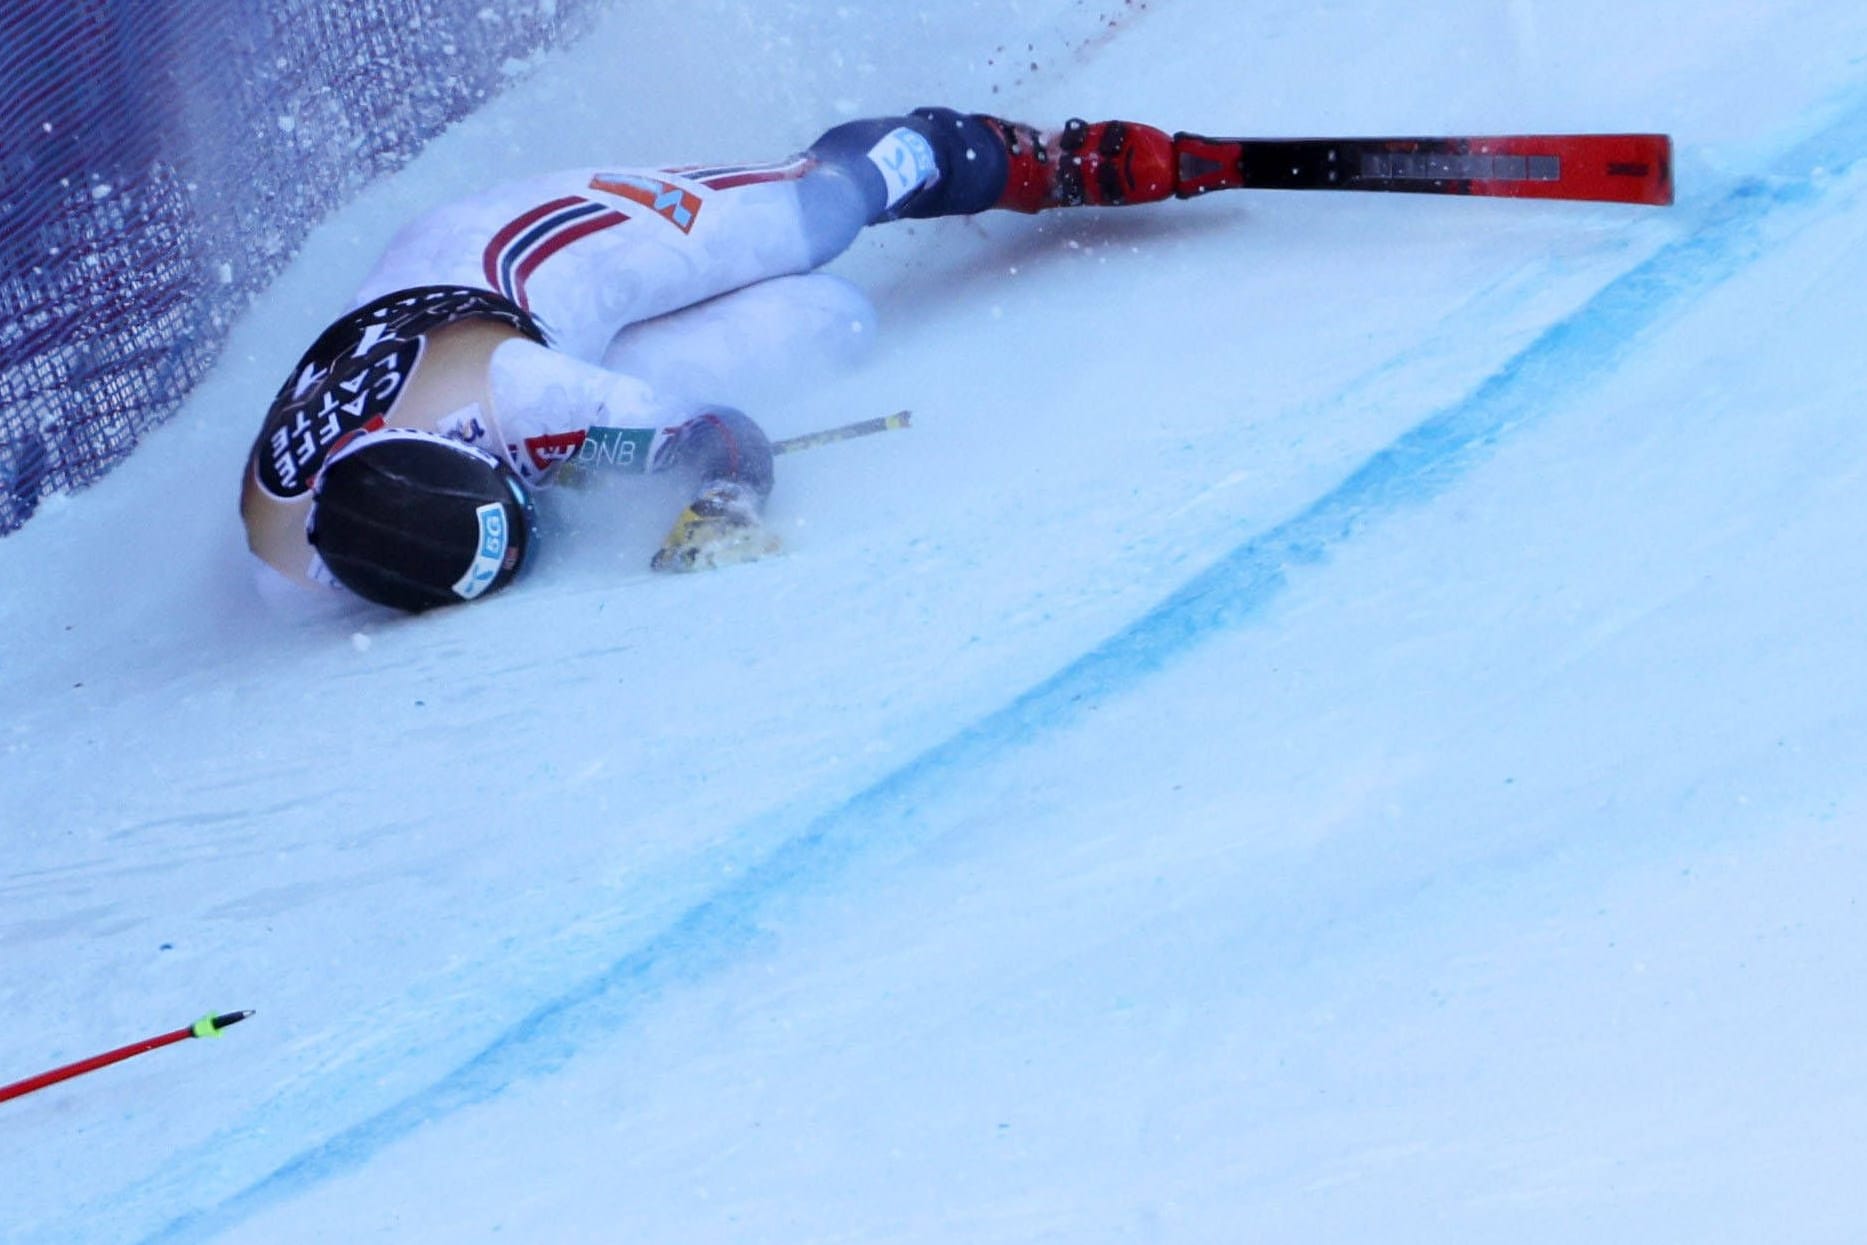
xmin=137 ymin=112 xmax=1855 ymax=1245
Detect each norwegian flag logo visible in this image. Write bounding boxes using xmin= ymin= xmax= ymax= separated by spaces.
xmin=589 ymin=173 xmax=705 ymax=234
xmin=520 ymin=429 xmax=588 ymax=476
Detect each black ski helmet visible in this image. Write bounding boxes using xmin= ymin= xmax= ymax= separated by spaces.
xmin=307 ymin=428 xmax=537 ymax=612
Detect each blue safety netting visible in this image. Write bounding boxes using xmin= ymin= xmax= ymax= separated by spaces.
xmin=0 ymin=0 xmax=604 ymax=533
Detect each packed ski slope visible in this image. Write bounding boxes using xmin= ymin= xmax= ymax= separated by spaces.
xmin=6 ymin=0 xmax=1867 ymax=1240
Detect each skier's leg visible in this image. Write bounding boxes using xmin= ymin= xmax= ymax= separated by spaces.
xmin=600 ymin=272 xmax=876 ymax=410
xmin=798 ymin=106 xmax=1179 ymax=240
xmin=890 ymin=108 xmax=1179 ymax=214
xmin=804 ymin=109 xmax=1013 ymax=223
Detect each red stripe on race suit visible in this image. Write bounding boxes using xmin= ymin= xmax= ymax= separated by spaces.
xmin=505 ymin=209 xmax=628 ymax=309
xmin=481 ymin=196 xmax=588 ymax=296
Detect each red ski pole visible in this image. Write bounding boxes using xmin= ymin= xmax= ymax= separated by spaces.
xmin=0 ymin=1010 xmax=253 ymax=1105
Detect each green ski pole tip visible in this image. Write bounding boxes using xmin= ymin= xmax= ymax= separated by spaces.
xmin=191 ymin=1010 xmax=255 ymax=1039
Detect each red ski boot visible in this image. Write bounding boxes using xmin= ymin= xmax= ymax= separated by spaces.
xmin=987 ymin=117 xmax=1178 ymax=213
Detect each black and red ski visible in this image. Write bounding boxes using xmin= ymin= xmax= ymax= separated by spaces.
xmin=1173 ymin=132 xmax=1673 ymax=207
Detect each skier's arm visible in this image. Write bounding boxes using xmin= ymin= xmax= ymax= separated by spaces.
xmin=650 ymin=407 xmax=772 ymax=499
xmin=484 ymin=336 xmax=770 ymax=496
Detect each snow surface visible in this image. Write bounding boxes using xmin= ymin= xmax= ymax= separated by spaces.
xmin=6 ymin=0 xmax=1867 ymax=1240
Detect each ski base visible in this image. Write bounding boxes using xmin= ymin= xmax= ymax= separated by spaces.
xmin=1175 ymin=133 xmax=1674 ymax=207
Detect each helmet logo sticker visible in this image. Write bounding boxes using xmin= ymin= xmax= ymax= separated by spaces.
xmin=867 ymin=128 xmax=940 ymax=209
xmin=453 ymin=503 xmax=511 ymax=600
xmin=520 ymin=429 xmax=588 ymax=476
